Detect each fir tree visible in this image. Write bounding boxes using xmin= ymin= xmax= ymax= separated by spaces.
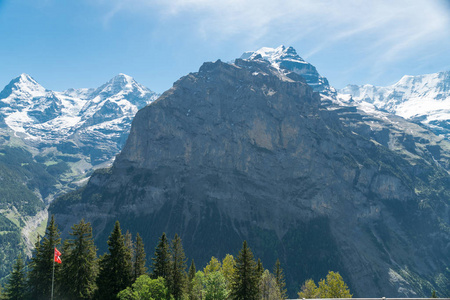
xmin=273 ymin=259 xmax=287 ymax=299
xmin=256 ymin=258 xmax=263 ymax=279
xmin=169 ymin=233 xmax=187 ymax=300
xmin=96 ymin=221 xmax=132 ymax=300
xmin=4 ymin=254 xmax=26 ymax=300
xmin=188 ymin=260 xmax=196 ymax=281
xmin=187 ymin=259 xmax=196 ymax=300
xmin=28 ymin=215 xmax=61 ymax=300
xmin=230 ymin=240 xmax=259 ymax=300
xmin=133 ymin=233 xmax=147 ymax=282
xmin=59 ymin=219 xmax=98 ymax=300
xmin=125 ymin=230 xmax=135 ymax=282
xmin=151 ymin=232 xmax=171 ymax=280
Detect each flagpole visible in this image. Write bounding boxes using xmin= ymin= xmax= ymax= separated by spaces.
xmin=51 ymin=249 xmax=55 ymax=300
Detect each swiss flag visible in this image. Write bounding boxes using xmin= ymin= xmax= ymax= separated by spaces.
xmin=54 ymin=247 xmax=62 ymax=264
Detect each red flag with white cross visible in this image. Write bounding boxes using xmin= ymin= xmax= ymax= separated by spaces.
xmin=54 ymin=248 xmax=62 ymax=264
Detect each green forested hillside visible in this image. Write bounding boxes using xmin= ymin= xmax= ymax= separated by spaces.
xmin=0 ymin=146 xmax=57 ymax=281
xmin=1 ymin=217 xmax=354 ymax=300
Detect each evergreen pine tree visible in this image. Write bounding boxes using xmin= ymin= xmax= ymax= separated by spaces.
xmin=169 ymin=233 xmax=187 ymax=300
xmin=187 ymin=259 xmax=196 ymax=300
xmin=124 ymin=230 xmax=135 ymax=282
xmin=27 ymin=215 xmax=61 ymax=300
xmin=96 ymin=221 xmax=132 ymax=300
xmin=151 ymin=232 xmax=171 ymax=280
xmin=133 ymin=233 xmax=147 ymax=282
xmin=273 ymin=259 xmax=287 ymax=299
xmin=4 ymin=254 xmax=26 ymax=300
xmin=230 ymin=240 xmax=259 ymax=300
xmin=256 ymin=258 xmax=263 ymax=278
xmin=188 ymin=259 xmax=196 ymax=281
xmin=59 ymin=219 xmax=98 ymax=300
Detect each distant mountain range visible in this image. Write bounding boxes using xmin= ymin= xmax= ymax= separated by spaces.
xmin=0 ymin=73 xmax=158 ymax=165
xmin=340 ymin=71 xmax=450 ymax=140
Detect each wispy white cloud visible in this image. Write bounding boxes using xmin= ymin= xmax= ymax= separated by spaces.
xmin=101 ymin=0 xmax=124 ymax=27
xmin=92 ymin=0 xmax=450 ymax=86
xmin=98 ymin=0 xmax=450 ymax=49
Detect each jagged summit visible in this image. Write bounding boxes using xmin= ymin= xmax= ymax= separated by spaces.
xmin=92 ymin=73 xmax=152 ymax=99
xmin=13 ymin=74 xmax=45 ymax=93
xmin=241 ymin=45 xmax=335 ymax=96
xmin=241 ymin=45 xmax=305 ymax=64
xmin=0 ymin=73 xmax=46 ymax=103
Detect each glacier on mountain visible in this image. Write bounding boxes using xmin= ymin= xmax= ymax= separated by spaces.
xmin=340 ymin=71 xmax=450 ymax=139
xmin=0 ymin=73 xmax=158 ymax=146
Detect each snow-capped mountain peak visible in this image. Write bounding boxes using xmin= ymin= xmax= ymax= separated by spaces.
xmin=109 ymin=73 xmax=135 ymax=90
xmin=241 ymin=45 xmax=306 ymax=67
xmin=0 ymin=74 xmax=47 ymax=106
xmin=93 ymin=73 xmax=151 ymax=99
xmin=240 ymin=45 xmax=335 ymax=96
xmin=15 ymin=74 xmax=46 ymax=95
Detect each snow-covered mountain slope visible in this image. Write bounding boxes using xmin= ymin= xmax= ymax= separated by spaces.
xmin=340 ymin=71 xmax=450 ymax=139
xmin=240 ymin=45 xmax=336 ymax=96
xmin=0 ymin=73 xmax=159 ymax=184
xmin=0 ymin=73 xmax=157 ymax=145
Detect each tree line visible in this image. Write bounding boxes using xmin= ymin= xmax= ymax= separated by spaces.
xmin=0 ymin=215 xmax=352 ymax=299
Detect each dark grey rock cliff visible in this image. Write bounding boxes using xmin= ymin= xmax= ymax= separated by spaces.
xmin=51 ymin=59 xmax=450 ymax=297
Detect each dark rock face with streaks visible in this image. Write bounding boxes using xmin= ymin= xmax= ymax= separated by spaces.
xmin=51 ymin=58 xmax=450 ymax=297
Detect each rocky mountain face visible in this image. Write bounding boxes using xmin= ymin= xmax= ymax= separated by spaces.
xmin=247 ymin=46 xmax=450 ymax=173
xmin=51 ymin=58 xmax=450 ymax=297
xmin=0 ymin=74 xmax=158 ymax=281
xmin=340 ymin=71 xmax=450 ymax=140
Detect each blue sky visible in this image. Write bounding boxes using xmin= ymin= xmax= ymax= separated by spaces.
xmin=1 ymin=0 xmax=450 ymax=93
